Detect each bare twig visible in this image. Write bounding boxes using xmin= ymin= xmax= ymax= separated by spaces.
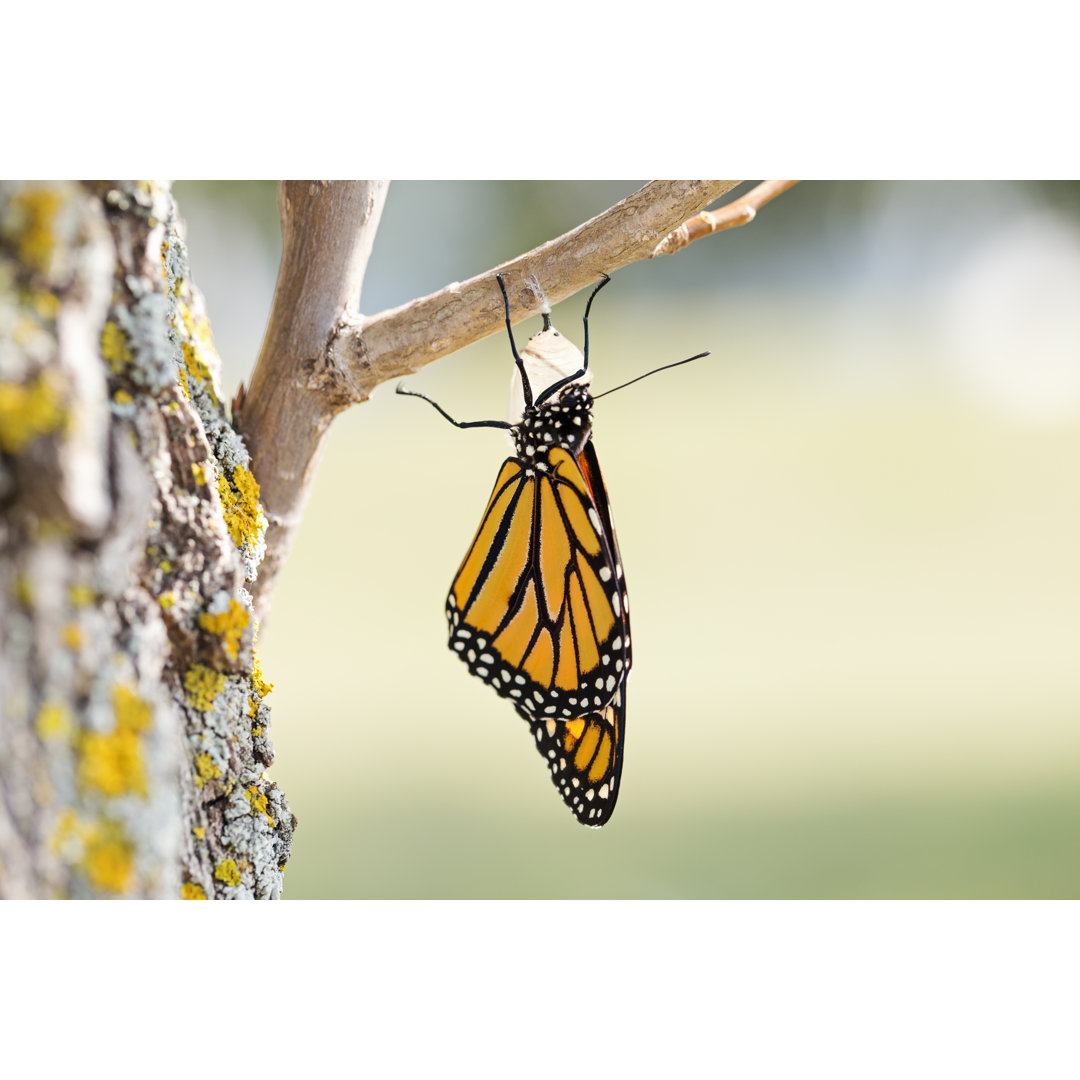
xmin=238 ymin=180 xmax=741 ymax=617
xmin=651 ymin=180 xmax=800 ymax=258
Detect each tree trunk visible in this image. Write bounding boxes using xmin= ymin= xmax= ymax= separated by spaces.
xmin=0 ymin=181 xmax=294 ymax=898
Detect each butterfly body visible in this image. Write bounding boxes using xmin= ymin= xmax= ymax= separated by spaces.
xmin=398 ymin=272 xmax=704 ymax=827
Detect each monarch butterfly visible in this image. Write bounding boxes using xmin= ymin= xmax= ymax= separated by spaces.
xmin=399 ymin=273 xmax=706 ymax=826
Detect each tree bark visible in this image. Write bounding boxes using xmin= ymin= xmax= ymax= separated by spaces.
xmin=0 ymin=181 xmax=293 ymax=898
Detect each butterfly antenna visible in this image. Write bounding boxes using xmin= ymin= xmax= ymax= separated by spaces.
xmin=496 ymin=273 xmax=533 ymax=408
xmin=593 ymin=352 xmax=711 ymax=400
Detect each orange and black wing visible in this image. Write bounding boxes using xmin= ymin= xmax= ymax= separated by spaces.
xmin=446 ymin=446 xmax=628 ymax=719
xmin=577 ymin=438 xmax=631 ymax=670
xmin=517 ymin=679 xmax=627 ymax=826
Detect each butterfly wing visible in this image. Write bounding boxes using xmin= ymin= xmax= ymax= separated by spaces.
xmin=446 ymin=446 xmax=629 ymax=719
xmin=517 ymin=678 xmax=627 ymax=826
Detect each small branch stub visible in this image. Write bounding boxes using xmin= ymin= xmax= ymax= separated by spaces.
xmin=651 ymin=180 xmax=801 ymax=257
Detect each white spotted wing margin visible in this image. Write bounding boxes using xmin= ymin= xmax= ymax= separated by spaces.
xmin=576 ymin=438 xmax=632 ymax=674
xmin=516 ymin=680 xmax=627 ymax=827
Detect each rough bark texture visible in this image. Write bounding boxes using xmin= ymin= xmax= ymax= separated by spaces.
xmin=0 ymin=181 xmax=294 ymax=899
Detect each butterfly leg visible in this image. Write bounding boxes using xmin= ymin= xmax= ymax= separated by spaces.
xmin=395 ymin=384 xmax=511 ymax=431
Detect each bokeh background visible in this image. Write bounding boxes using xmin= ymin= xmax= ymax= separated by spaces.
xmin=173 ymin=181 xmax=1080 ymax=898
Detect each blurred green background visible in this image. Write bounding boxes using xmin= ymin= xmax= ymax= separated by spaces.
xmin=173 ymin=181 xmax=1080 ymax=898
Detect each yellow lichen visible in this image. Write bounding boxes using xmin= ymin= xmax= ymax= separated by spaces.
xmin=35 ymin=701 xmax=73 ymax=741
xmin=15 ymin=574 xmax=34 ymax=608
xmin=113 ymin=683 xmax=152 ymax=733
xmin=192 ymin=826 xmax=205 ymax=839
xmin=48 ymin=809 xmax=80 ymax=855
xmin=245 ymin=785 xmax=275 ymax=828
xmin=191 ymin=461 xmax=208 ymax=485
xmin=181 ymin=341 xmax=215 ymax=395
xmin=11 ymin=186 xmax=63 ymax=273
xmin=79 ymin=729 xmax=145 ymax=796
xmin=61 ymin=622 xmax=82 ymax=650
xmin=29 ymin=288 xmax=61 ymax=321
xmin=51 ymin=811 xmax=136 ymax=895
xmin=251 ymin=651 xmax=273 ymax=699
xmin=174 ymin=301 xmax=220 ymax=405
xmin=216 ymin=465 xmax=264 ymax=550
xmin=113 ymin=389 xmax=133 ymax=405
xmin=181 ymin=881 xmax=207 ymax=900
xmin=251 ymin=725 xmax=263 ymax=737
xmin=83 ymin=827 xmax=135 ymax=894
xmin=100 ymin=320 xmax=132 ymax=372
xmin=75 ymin=684 xmax=152 ymax=798
xmin=158 ymin=590 xmax=177 ymax=610
xmin=0 ymin=374 xmax=67 ymax=454
xmin=193 ymin=752 xmax=221 ymax=790
xmin=176 ymin=362 xmax=190 ymax=400
xmin=198 ymin=599 xmax=250 ymax=661
xmin=214 ymin=859 xmax=241 ymax=887
xmin=159 ymin=559 xmax=172 ymax=573
xmin=184 ymin=664 xmax=226 ymax=712
xmin=68 ymin=583 xmax=94 ymax=607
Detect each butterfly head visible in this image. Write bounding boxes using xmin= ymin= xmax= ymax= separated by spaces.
xmin=514 ymin=382 xmax=594 ymax=464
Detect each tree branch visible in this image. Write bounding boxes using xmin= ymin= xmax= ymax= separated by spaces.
xmin=349 ymin=180 xmax=741 ymax=396
xmin=238 ymin=180 xmax=741 ymax=617
xmin=650 ymin=180 xmax=800 ymax=258
xmin=238 ymin=181 xmax=389 ymax=617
